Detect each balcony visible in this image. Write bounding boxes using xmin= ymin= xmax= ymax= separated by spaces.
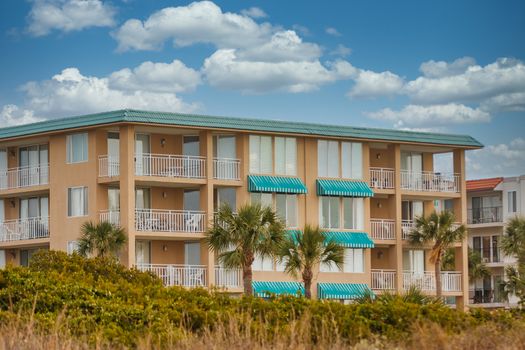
xmin=402 ymin=271 xmax=462 ymax=292
xmin=98 ymin=155 xmax=119 ymax=177
xmin=370 ymin=219 xmax=396 ymax=240
xmin=371 ymin=269 xmax=396 ymax=290
xmin=213 ymin=158 xmax=240 ymax=180
xmin=467 ymin=206 xmax=502 ymax=224
xmin=135 ymin=209 xmax=206 ymax=233
xmin=0 ymin=217 xmax=50 ymax=242
xmin=369 ymin=167 xmax=394 ymax=189
xmin=136 ymin=264 xmax=207 ymax=287
xmin=401 ymin=220 xmax=414 ymax=240
xmin=400 ymin=170 xmax=460 ymax=193
xmin=99 ymin=210 xmax=120 ymax=226
xmin=0 ymin=165 xmax=49 ymax=191
xmin=470 ymin=288 xmax=504 ymax=304
xmin=136 ymin=153 xmax=205 ymax=178
xmin=215 ymin=267 xmax=243 ymax=288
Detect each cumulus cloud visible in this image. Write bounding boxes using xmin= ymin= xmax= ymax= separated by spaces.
xmin=240 ymin=7 xmax=267 ymax=18
xmin=0 ymin=105 xmax=43 ymax=126
xmin=330 ymin=44 xmax=351 ymax=57
xmin=27 ymin=0 xmax=116 ymax=36
xmin=368 ymin=103 xmax=491 ymax=128
xmin=467 ymin=138 xmax=525 ymax=178
xmin=325 ymin=27 xmax=341 ymax=37
xmin=348 ymin=70 xmax=404 ymax=98
xmin=419 ymin=56 xmax=477 ymax=78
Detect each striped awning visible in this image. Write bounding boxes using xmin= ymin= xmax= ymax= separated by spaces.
xmin=316 ymin=179 xmax=373 ymax=197
xmin=248 ymin=175 xmax=307 ymax=194
xmin=324 ymin=231 xmax=374 ymax=248
xmin=317 ymin=283 xmax=373 ymax=300
xmin=252 ymin=281 xmax=305 ymax=298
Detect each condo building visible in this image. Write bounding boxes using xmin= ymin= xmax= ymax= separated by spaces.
xmin=0 ymin=110 xmax=482 ymax=306
xmin=467 ymin=175 xmax=524 ymax=307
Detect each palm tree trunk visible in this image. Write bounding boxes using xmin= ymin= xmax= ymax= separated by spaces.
xmin=435 ymin=256 xmax=442 ymax=299
xmin=302 ymin=268 xmax=313 ymax=299
xmin=243 ymin=264 xmax=253 ymax=296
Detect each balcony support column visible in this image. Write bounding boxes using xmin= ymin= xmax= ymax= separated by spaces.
xmin=200 ymin=130 xmax=215 ymax=287
xmin=119 ymin=125 xmax=136 ymax=267
xmin=394 ymin=144 xmax=404 ymax=293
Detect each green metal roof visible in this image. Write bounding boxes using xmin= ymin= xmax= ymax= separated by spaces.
xmin=252 ymin=281 xmax=305 ymax=298
xmin=248 ymin=175 xmax=307 ymax=194
xmin=317 ymin=179 xmax=374 ymax=197
xmin=317 ymin=283 xmax=373 ymax=300
xmin=324 ymin=231 xmax=375 ymax=248
xmin=0 ymin=109 xmax=483 ymax=148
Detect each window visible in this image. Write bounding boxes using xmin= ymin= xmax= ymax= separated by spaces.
xmin=251 ymin=192 xmax=273 ymax=208
xmin=343 ymin=198 xmax=364 ymax=230
xmin=318 ymin=140 xmax=339 ymax=178
xmin=252 ymin=253 xmax=273 ymax=271
xmin=249 ymin=135 xmax=272 ymax=174
xmin=343 ymin=248 xmax=364 ymax=273
xmin=403 ymin=250 xmax=425 ymax=274
xmin=67 ymin=241 xmax=79 ymax=254
xmin=275 ymin=137 xmax=297 ymax=175
xmin=68 ymin=187 xmax=88 ymax=217
xmin=473 ymin=236 xmax=500 ymax=263
xmin=214 ymin=135 xmax=236 ymax=159
xmin=341 ymin=142 xmax=362 ymax=179
xmin=275 ymin=194 xmax=298 ymax=228
xmin=508 ymin=191 xmax=517 ymax=213
xmin=66 ymin=133 xmax=88 ymax=163
xmin=320 ymin=197 xmax=340 ymax=229
xmin=320 ymin=197 xmax=364 ymax=230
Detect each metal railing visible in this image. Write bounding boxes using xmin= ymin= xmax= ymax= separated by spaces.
xmin=215 ymin=267 xmax=242 ymax=288
xmin=470 ymin=288 xmax=504 ymax=304
xmin=400 ymin=170 xmax=460 ymax=193
xmin=135 ymin=153 xmax=205 ymax=178
xmin=0 ymin=217 xmax=50 ymax=242
xmin=135 ymin=209 xmax=206 ymax=233
xmin=402 ymin=271 xmax=462 ymax=292
xmin=0 ymin=164 xmax=49 ymax=190
xmin=98 ymin=155 xmax=120 ymax=177
xmin=136 ymin=264 xmax=207 ymax=287
xmin=370 ymin=219 xmax=396 ymax=240
xmin=213 ymin=158 xmax=240 ymax=180
xmin=371 ymin=269 xmax=396 ymax=290
xmin=401 ymin=219 xmax=415 ymax=240
xmin=99 ymin=210 xmax=120 ymax=226
xmin=467 ymin=206 xmax=503 ymax=224
xmin=369 ymin=167 xmax=395 ymax=189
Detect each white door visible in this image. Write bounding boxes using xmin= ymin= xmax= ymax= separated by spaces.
xmin=135 ymin=134 xmax=150 ymax=175
xmin=412 ymin=201 xmax=424 ymax=220
xmin=135 ymin=240 xmax=151 ymax=265
xmin=107 ymin=133 xmax=119 ymax=176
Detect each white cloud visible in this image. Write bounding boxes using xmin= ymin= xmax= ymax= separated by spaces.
xmin=27 ymin=0 xmax=116 ymax=36
xmin=419 ymin=56 xmax=476 ymax=78
xmin=348 ymin=70 xmax=404 ymax=98
xmin=325 ymin=27 xmax=341 ymax=37
xmin=480 ymin=92 xmax=525 ymax=112
xmin=240 ymin=7 xmax=267 ymax=18
xmin=368 ymin=103 xmax=491 ymax=128
xmin=108 ymin=60 xmax=201 ymax=93
xmin=467 ymin=138 xmax=525 ymax=178
xmin=330 ymin=44 xmax=351 ymax=57
xmin=0 ymin=105 xmax=43 ymax=126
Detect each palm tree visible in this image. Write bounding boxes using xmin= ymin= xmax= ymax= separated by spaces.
xmin=206 ymin=202 xmax=286 ymax=296
xmin=468 ymin=248 xmax=490 ymax=282
xmin=77 ymin=221 xmax=127 ymax=258
xmin=408 ymin=210 xmax=466 ymax=298
xmin=500 ymin=217 xmax=525 ymax=305
xmin=277 ymin=225 xmax=344 ymax=299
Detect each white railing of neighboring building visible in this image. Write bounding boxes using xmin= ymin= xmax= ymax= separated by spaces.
xmin=136 ymin=264 xmax=207 ymax=288
xmin=402 ymin=271 xmax=462 ymax=292
xmin=135 ymin=209 xmax=206 ymax=233
xmin=99 ymin=210 xmax=121 ymax=226
xmin=0 ymin=217 xmax=50 ymax=242
xmin=215 ymin=267 xmax=243 ymax=288
xmin=370 ymin=219 xmax=396 ymax=240
xmin=369 ymin=167 xmax=395 ymax=189
xmin=135 ymin=153 xmax=206 ymax=179
xmin=400 ymin=170 xmax=460 ymax=193
xmin=0 ymin=165 xmax=49 ymax=190
xmin=371 ymin=269 xmax=396 ymax=290
xmin=213 ymin=158 xmax=240 ymax=180
xmin=98 ymin=155 xmax=120 ymax=177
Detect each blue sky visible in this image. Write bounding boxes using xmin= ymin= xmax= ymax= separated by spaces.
xmin=0 ymin=0 xmax=524 ymax=178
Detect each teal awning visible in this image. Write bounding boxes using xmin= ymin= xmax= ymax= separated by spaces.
xmin=324 ymin=231 xmax=374 ymax=248
xmin=317 ymin=283 xmax=373 ymax=300
xmin=252 ymin=281 xmax=305 ymax=298
xmin=248 ymin=175 xmax=307 ymax=194
xmin=316 ymin=179 xmax=373 ymax=197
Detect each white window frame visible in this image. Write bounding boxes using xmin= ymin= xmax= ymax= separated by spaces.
xmin=275 ymin=137 xmax=297 ymax=176
xmin=275 ymin=194 xmax=298 ymax=228
xmin=341 ymin=142 xmax=362 ymax=179
xmin=343 ymin=248 xmax=364 ymax=273
xmin=67 ymin=240 xmax=79 ymax=254
xmin=249 ymin=135 xmax=273 ymax=174
xmin=508 ymin=191 xmax=517 ymax=213
xmin=68 ymin=186 xmax=88 ymax=217
xmin=251 ymin=193 xmax=298 ymax=229
xmin=252 ymin=252 xmax=273 ymax=271
xmin=320 ymin=197 xmax=364 ymax=230
xmin=66 ymin=133 xmax=88 ymax=164
xmin=318 ymin=140 xmax=339 ymax=178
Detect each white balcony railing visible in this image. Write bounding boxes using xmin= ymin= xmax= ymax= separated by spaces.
xmin=0 ymin=165 xmax=49 ymax=190
xmin=135 ymin=153 xmax=205 ymax=178
xmin=370 ymin=219 xmax=396 ymax=240
xmin=98 ymin=155 xmax=119 ymax=177
xmin=400 ymin=170 xmax=460 ymax=193
xmin=369 ymin=167 xmax=395 ymax=189
xmin=136 ymin=264 xmax=207 ymax=288
xmin=0 ymin=217 xmax=50 ymax=242
xmin=135 ymin=209 xmax=206 ymax=233
xmin=371 ymin=269 xmax=396 ymax=290
xmin=402 ymin=271 xmax=462 ymax=292
xmin=99 ymin=210 xmax=120 ymax=226
xmin=402 ymin=219 xmax=415 ymax=240
xmin=215 ymin=267 xmax=243 ymax=288
xmin=213 ymin=158 xmax=240 ymax=180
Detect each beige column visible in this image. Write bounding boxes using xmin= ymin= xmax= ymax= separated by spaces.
xmin=119 ymin=125 xmax=135 ymax=267
xmin=200 ymin=130 xmax=215 ymax=287
xmin=237 ymin=134 xmax=249 ymax=207
xmin=394 ymin=144 xmax=404 ymax=293
xmin=363 ymin=143 xmax=372 ymax=280
xmin=453 ymin=149 xmax=469 ymax=309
